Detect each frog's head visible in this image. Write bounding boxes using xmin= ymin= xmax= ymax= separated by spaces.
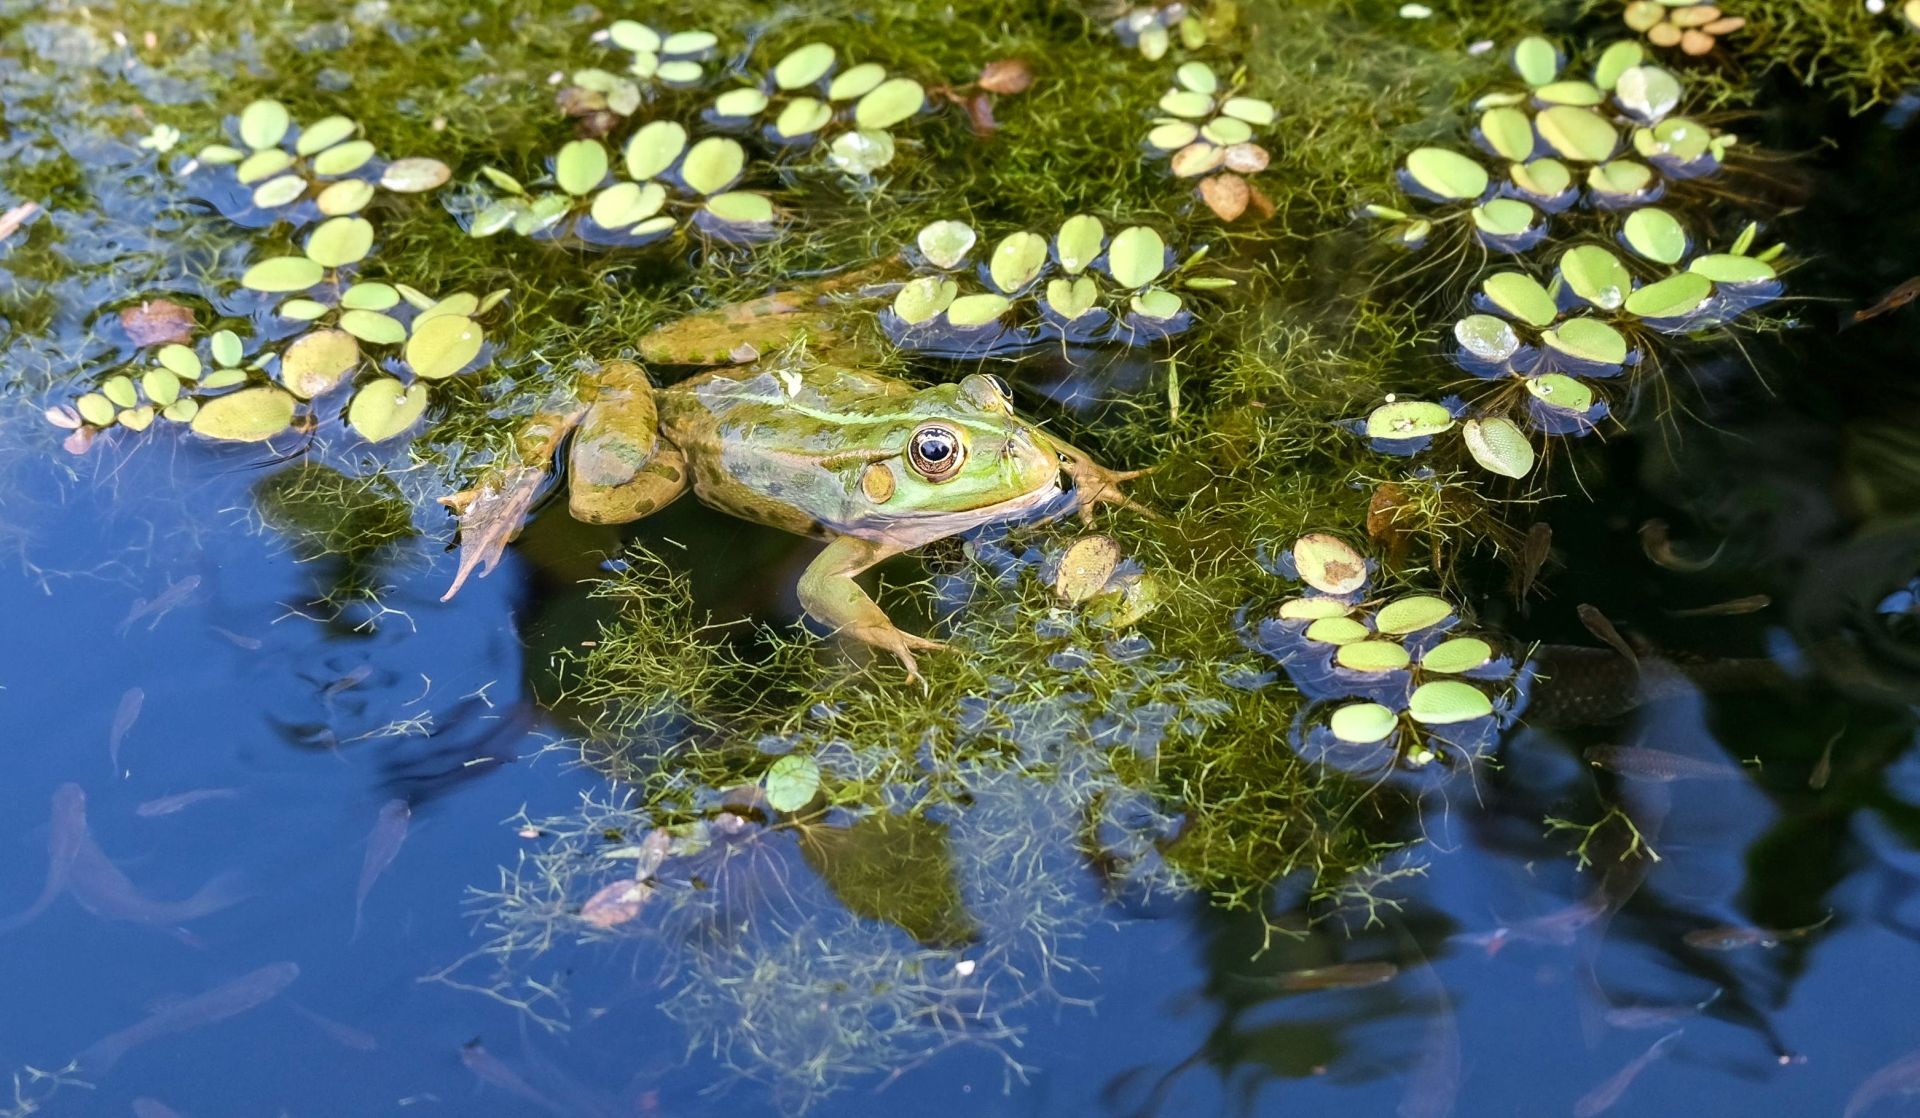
xmin=847 ymin=373 xmax=1066 ymax=543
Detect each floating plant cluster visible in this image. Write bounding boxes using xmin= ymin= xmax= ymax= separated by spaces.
xmin=879 ymin=216 xmax=1224 ymax=357
xmin=1236 ymin=534 xmax=1520 ymax=780
xmin=1358 ymin=37 xmax=1786 ymax=473
xmin=1622 ymin=1 xmax=1746 ymax=56
xmin=1142 ymin=61 xmax=1275 ymax=222
xmin=471 ymin=37 xmax=931 ymax=247
xmin=1108 ymin=2 xmax=1212 ymax=61
xmin=185 ymin=99 xmax=450 ymax=229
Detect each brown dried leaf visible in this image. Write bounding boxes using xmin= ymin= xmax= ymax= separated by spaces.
xmin=1245 ymin=181 xmax=1277 ymax=220
xmin=579 ymin=878 xmax=653 ymax=928
xmin=1679 ymin=28 xmax=1715 ymax=54
xmin=555 ymin=86 xmax=606 ymax=117
xmin=965 ymin=92 xmax=998 ymax=137
xmin=977 ymin=58 xmax=1033 ymax=95
xmin=1648 ymin=21 xmax=1682 ymax=46
xmin=1222 ymin=142 xmax=1270 ymax=174
xmin=1702 ymin=15 xmax=1744 ymax=33
xmin=1199 ymin=173 xmax=1249 ymax=221
xmin=1366 ymin=482 xmax=1413 ymax=565
xmin=62 ymin=426 xmax=97 ymax=455
xmin=119 ymin=298 xmax=196 ymax=346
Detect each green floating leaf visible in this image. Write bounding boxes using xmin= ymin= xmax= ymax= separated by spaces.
xmin=338 ymin=309 xmax=408 ymax=345
xmin=625 ymin=121 xmax=688 ymax=181
xmin=315 ymin=178 xmax=375 ymax=216
xmin=1511 ymin=157 xmax=1571 ymax=198
xmin=1526 ymin=373 xmax=1594 ymax=413
xmin=190 ymin=385 xmax=297 ymax=442
xmin=1544 ymin=317 xmax=1627 ymax=365
xmin=1404 ymin=146 xmax=1488 ymax=201
xmin=1200 ymin=117 xmax=1252 ymax=146
xmin=304 ymin=216 xmax=374 ymax=269
xmin=238 ymin=99 xmax=291 ymax=151
xmin=1423 ymin=637 xmax=1493 ymax=674
xmin=312 ymin=140 xmax=376 ymax=177
xmin=555 ymin=138 xmax=610 ymax=196
xmin=1482 ymin=272 xmax=1558 ymax=327
xmin=774 ymin=42 xmax=836 ymax=90
xmin=1623 ymin=271 xmax=1712 ymax=319
xmin=1622 ymin=207 xmax=1688 ymax=264
xmin=481 ymin=166 xmax=526 ymax=196
xmin=417 ymin=292 xmax=480 ymax=323
xmin=854 ymin=77 xmax=925 ymax=129
xmin=1277 ymin=597 xmax=1349 ymax=620
xmin=774 ymin=97 xmax=833 ymax=139
xmin=679 ymin=136 xmax=745 ymax=195
xmin=512 ymin=194 xmax=572 ymax=235
xmin=1472 ymin=198 xmax=1536 ymax=238
xmin=161 ymin=398 xmax=199 ymax=423
xmin=1175 ymin=61 xmax=1217 ymax=94
xmin=1688 ymin=254 xmax=1777 ymax=284
xmin=764 ymin=754 xmax=821 ymax=813
xmin=589 ymin=181 xmax=667 ymax=229
xmin=118 ymin=405 xmax=155 ymax=432
xmin=713 ymin=86 xmax=770 ymax=118
xmin=1536 ymin=80 xmax=1603 ymax=107
xmin=241 ymin=256 xmax=325 ymax=294
xmin=235 ymin=149 xmax=293 ymax=185
xmin=661 ymin=29 xmax=717 ymax=55
xmin=1305 ymin=616 xmax=1369 ymax=645
xmin=157 ymin=344 xmax=203 ymax=381
xmin=199 ymin=369 xmax=250 ymax=390
xmin=989 ymin=230 xmax=1048 ymax=293
xmin=76 ymin=393 xmax=116 ymax=427
xmin=1106 ymin=226 xmax=1165 ymax=290
xmin=279 ymin=328 xmax=360 ymax=399
xmin=1046 ymin=275 xmax=1099 ymax=320
xmin=1367 ymin=400 xmax=1454 ymax=440
xmin=827 ymin=62 xmax=887 ymax=101
xmin=346 ymin=377 xmax=428 ymax=442
xmin=1054 ymin=215 xmax=1105 ymax=275
xmin=1330 ymin=702 xmax=1398 ymax=744
xmin=379 ymin=157 xmax=451 ymax=194
xmin=704 ymin=191 xmax=774 ymax=225
xmin=607 ymin=20 xmax=659 ymax=53
xmin=656 ymin=59 xmax=703 ymax=84
xmin=1409 ymin=680 xmax=1494 ymax=724
xmin=1510 ymin=36 xmax=1560 ymax=87
xmin=1559 ymin=245 xmax=1631 ymax=310
xmin=1462 ymin=416 xmax=1535 ymax=478
xmin=1615 ymin=65 xmax=1681 ymax=121
xmin=279 ymin=298 xmax=330 ymax=321
xmin=1146 ymin=121 xmax=1198 ymax=151
xmin=1455 ymin=314 xmax=1520 ymax=361
xmin=1535 ymin=106 xmax=1617 ymax=163
xmin=944 ymin=292 xmax=1010 ymax=328
xmin=210 ymin=331 xmax=243 ymax=368
xmin=251 ymin=174 xmax=307 ymax=209
xmin=1593 ymin=41 xmax=1645 ymax=91
xmin=295 ymin=114 xmax=356 ymax=156
xmin=196 ymin=144 xmax=245 ymax=165
xmin=827 ymin=129 xmax=895 ymax=174
xmin=1336 ymin=641 xmax=1411 ymax=673
xmin=1587 ymin=159 xmax=1653 ymax=197
xmin=916 ymin=220 xmax=975 ymax=269
xmin=1130 ymin=287 xmax=1182 ymax=320
xmin=1158 ymin=89 xmax=1212 ymax=119
xmin=1376 ymin=595 xmax=1453 ymax=634
xmin=406 ymin=314 xmax=484 ymax=379
xmin=1220 ymin=97 xmax=1274 ymax=125
xmin=893 ymin=276 xmax=957 ymax=325
xmin=340 ymin=282 xmax=399 ymax=311
xmin=102 ymin=375 xmax=137 ymax=408
xmin=1480 ymin=107 xmax=1535 ymax=162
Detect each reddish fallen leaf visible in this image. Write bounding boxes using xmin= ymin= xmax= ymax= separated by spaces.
xmin=579 ymin=878 xmax=653 ymax=928
xmin=63 ymin=427 xmax=97 ymax=455
xmin=43 ymin=404 xmax=82 ymax=430
xmin=119 ymin=298 xmax=196 ymax=346
xmin=1245 ymin=181 xmax=1277 ymax=220
xmin=0 ymin=200 xmax=41 ymax=241
xmin=977 ymin=58 xmax=1033 ymax=95
xmin=965 ymin=93 xmax=997 ymax=136
xmin=1199 ymin=173 xmax=1249 ymax=221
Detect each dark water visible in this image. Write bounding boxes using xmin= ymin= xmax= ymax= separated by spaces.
xmin=10 ymin=10 xmax=1920 ymax=1118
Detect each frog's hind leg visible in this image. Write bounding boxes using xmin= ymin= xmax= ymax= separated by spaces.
xmin=566 ymin=361 xmax=689 ymax=525
xmin=796 ymin=535 xmax=945 ymax=683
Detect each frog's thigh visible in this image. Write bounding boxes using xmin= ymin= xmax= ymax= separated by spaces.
xmin=796 ymin=535 xmax=945 ymax=680
xmin=567 ymin=370 xmax=689 ymax=525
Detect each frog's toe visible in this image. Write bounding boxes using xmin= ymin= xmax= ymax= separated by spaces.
xmin=863 ymin=628 xmax=945 ymax=682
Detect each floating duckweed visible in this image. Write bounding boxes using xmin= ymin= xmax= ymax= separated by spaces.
xmin=1559 ymin=245 xmax=1631 ymax=309
xmin=827 ymin=129 xmax=894 ymax=174
xmin=1055 ymin=535 xmax=1123 ymax=603
xmin=338 ymin=309 xmax=408 ymax=345
xmin=1511 ymin=157 xmax=1572 ymax=198
xmin=774 ymin=98 xmax=833 ymax=139
xmin=315 ymin=179 xmax=375 ymax=215
xmin=989 ymin=232 xmax=1049 ymax=294
xmin=102 ymin=375 xmax=137 ymax=408
xmin=312 ymin=140 xmax=376 ymax=177
xmin=1615 ymin=65 xmax=1682 ymax=121
xmin=1046 ymin=276 xmax=1099 ymax=319
xmin=853 ymin=78 xmax=925 ymax=129
xmin=346 ymin=377 xmax=428 ymax=443
xmin=1329 ymin=702 xmax=1398 ymax=744
xmin=304 ymin=217 xmax=374 ymax=269
xmin=236 ymin=149 xmax=292 ymax=184
xmin=119 ymin=406 xmax=155 ymax=432
xmin=279 ymin=328 xmax=360 ymax=399
xmin=764 ymin=754 xmax=822 ymax=813
xmin=1623 ymin=207 xmax=1688 ymax=264
xmin=239 ymin=99 xmax=291 ymax=150
xmin=210 ymin=330 xmax=243 ymax=368
xmin=1305 ymin=617 xmax=1371 ymax=645
xmin=1106 ymin=226 xmax=1166 ymax=290
xmin=556 ymin=139 xmax=610 ymax=196
xmin=1593 ymin=40 xmax=1645 ymax=89
xmin=625 ymin=121 xmax=688 ymax=181
xmin=1409 ymin=680 xmax=1495 ymax=724
xmin=252 ymin=175 xmax=307 ymax=209
xmin=1220 ymin=97 xmax=1275 ymax=126
xmin=679 ymin=137 xmax=746 ymax=195
xmin=1053 ymin=215 xmax=1104 ymax=275
xmin=1404 ymin=147 xmax=1488 ymax=200
xmin=1336 ymin=641 xmax=1411 ymax=672
xmin=1462 ymin=416 xmax=1536 ymax=478
xmin=379 ymin=157 xmax=451 ymax=194
xmin=1130 ymin=288 xmax=1183 ymax=320
xmin=1147 ymin=122 xmax=1200 ymax=151
xmin=916 ymin=221 xmax=975 ymax=269
xmin=1366 ymin=400 xmax=1454 ymax=439
xmin=405 ymin=315 xmax=484 ymax=380
xmin=1480 ymin=107 xmax=1535 ymax=162
xmin=140 ymin=369 xmax=181 ymax=406
xmin=295 ymin=114 xmax=356 ymax=156
xmin=1160 ymin=90 xmax=1212 ymax=118
xmin=1511 ymin=36 xmax=1560 ymax=87
xmin=1292 ymin=533 xmax=1368 ymax=595
xmin=1201 ymin=117 xmax=1253 ymax=146
xmin=1472 ymin=198 xmax=1537 ymax=238
xmin=1535 ymin=106 xmax=1617 ymax=162
xmin=774 ymin=43 xmax=837 ymax=90
xmin=1688 ymin=253 xmax=1777 ymax=284
xmin=1544 ymin=317 xmax=1627 ymax=364
xmin=1482 ymin=272 xmax=1558 ymax=327
xmin=280 ymin=298 xmax=330 ymax=320
xmin=1423 ymin=637 xmax=1494 ymax=674
xmin=1588 ymin=159 xmax=1655 ymax=199
xmin=704 ymin=191 xmax=775 ymax=226
xmin=156 ymin=344 xmax=202 ymax=380
xmin=76 ymin=394 xmax=116 ymax=427
xmin=1623 ymin=270 xmax=1712 ymax=318
xmin=713 ymin=87 xmax=771 ymax=119
xmin=827 ymin=62 xmax=887 ymax=101
xmin=1375 ymin=595 xmax=1453 ymax=635
xmin=1277 ymin=597 xmax=1351 ymax=621
xmin=1526 ymin=373 xmax=1594 ymax=413
xmin=945 ymin=292 xmax=1010 ymax=328
xmin=1536 ymin=79 xmax=1604 ymax=107
xmin=241 ymin=256 xmax=324 ymax=293
xmin=1455 ymin=314 xmax=1521 ymax=361
xmin=190 ymin=385 xmax=297 ymax=442
xmin=590 ymin=181 xmax=667 ymax=230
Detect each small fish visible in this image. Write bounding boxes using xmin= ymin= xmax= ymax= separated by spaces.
xmin=460 ymin=1041 xmax=572 ymax=1117
xmin=1638 ymin=519 xmax=1723 ymax=573
xmin=1574 ymin=1029 xmax=1682 ymax=1117
xmin=1577 ymin=604 xmax=1639 ymax=668
xmin=1585 ymin=745 xmax=1748 ymax=783
xmin=1683 ymin=913 xmax=1832 ymax=951
xmin=1810 ymin=728 xmax=1842 ymax=791
xmin=0 ymin=784 xmax=88 ymax=932
xmin=76 ymin=962 xmax=298 ymax=1074
xmin=287 ymin=1000 xmax=378 ymax=1051
xmin=1666 ymin=594 xmax=1771 ymax=618
xmin=353 ymin=798 xmax=412 ymax=940
xmin=1235 ymin=961 xmax=1400 ymax=991
xmin=1845 ymin=1045 xmax=1920 ymax=1118
xmin=135 ymin=788 xmax=242 ymax=817
xmin=118 ymin=575 xmax=202 ymax=635
xmin=1851 ymin=275 xmax=1920 ymax=325
xmin=109 ymin=687 xmax=145 ymax=775
xmin=323 ymin=665 xmax=373 ymax=702
xmin=210 ymin=627 xmax=263 ymax=651
xmin=131 ymin=1099 xmax=187 ymax=1118
xmin=1604 ymin=989 xmax=1721 ymax=1030
xmin=1454 ymin=890 xmax=1611 ymax=956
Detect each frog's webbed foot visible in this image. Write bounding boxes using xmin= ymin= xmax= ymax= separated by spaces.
xmin=796 ymin=534 xmax=944 ymax=683
xmin=438 ymin=464 xmax=550 ymax=601
xmin=1048 ymin=437 xmax=1161 ymax=524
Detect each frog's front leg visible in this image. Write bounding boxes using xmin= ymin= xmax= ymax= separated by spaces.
xmin=566 ymin=360 xmax=689 ymax=525
xmin=797 ymin=535 xmax=945 ymax=682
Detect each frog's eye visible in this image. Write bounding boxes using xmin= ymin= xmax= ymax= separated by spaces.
xmin=907 ymin=423 xmax=967 ymax=482
xmin=986 ymin=374 xmax=1012 ymax=400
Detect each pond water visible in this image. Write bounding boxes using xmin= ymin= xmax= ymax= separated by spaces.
xmin=7 ymin=1 xmax=1920 ymax=1116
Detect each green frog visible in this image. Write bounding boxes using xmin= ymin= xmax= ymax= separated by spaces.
xmin=442 ymin=335 xmax=1148 ymax=679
